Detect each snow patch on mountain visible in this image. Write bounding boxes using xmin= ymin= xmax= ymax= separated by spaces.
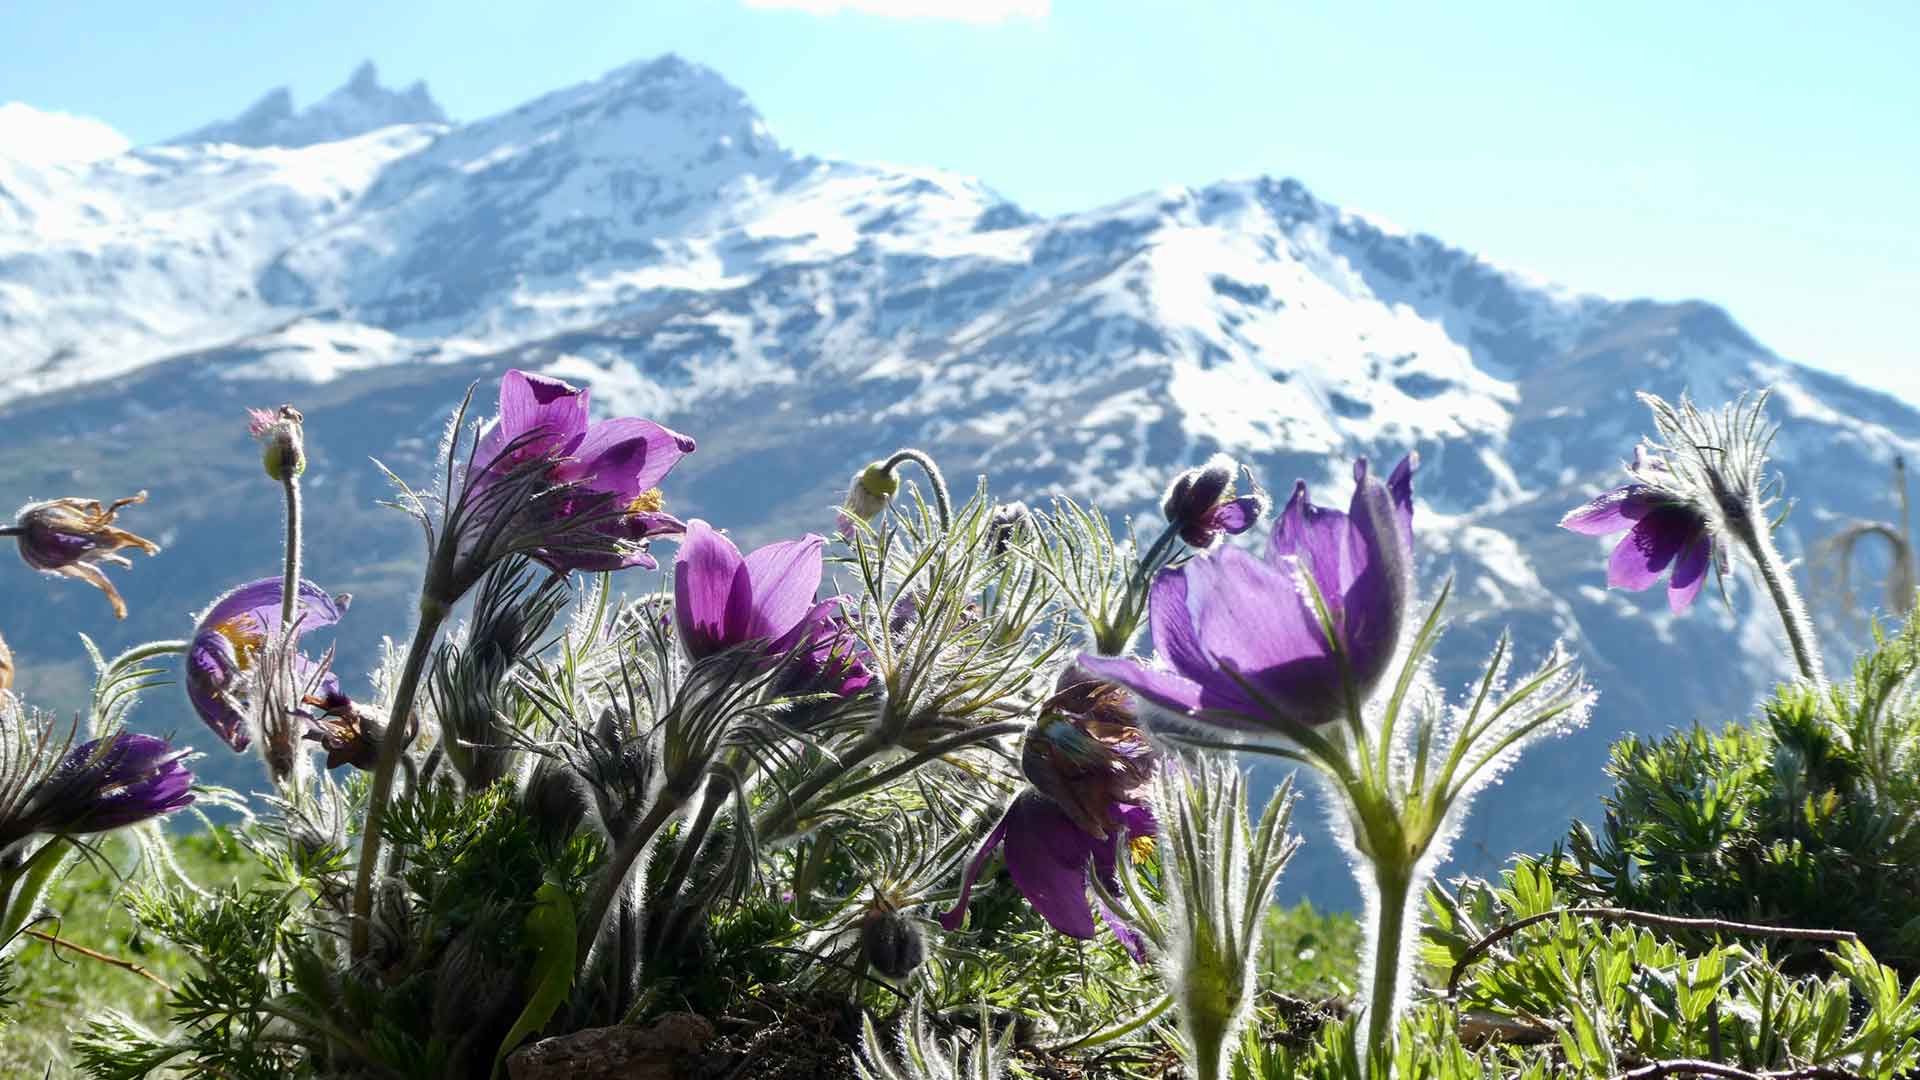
xmin=0 ymin=103 xmax=130 ymax=165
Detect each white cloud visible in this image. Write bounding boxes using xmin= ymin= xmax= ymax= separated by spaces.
xmin=741 ymin=0 xmax=1048 ymax=23
xmin=0 ymin=103 xmax=131 ymax=165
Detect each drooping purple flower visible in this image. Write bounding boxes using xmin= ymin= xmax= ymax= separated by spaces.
xmin=9 ymin=492 xmax=161 ymax=619
xmin=473 ymin=369 xmax=696 ymax=573
xmin=22 ymin=732 xmax=195 ymax=838
xmin=940 ymin=668 xmax=1157 ymax=958
xmin=1083 ymin=454 xmax=1417 ymax=734
xmin=1162 ymin=455 xmax=1266 ymax=549
xmin=777 ymin=597 xmax=875 ymax=699
xmin=185 ymin=578 xmax=348 ymax=752
xmin=1560 ymin=479 xmax=1716 ymax=614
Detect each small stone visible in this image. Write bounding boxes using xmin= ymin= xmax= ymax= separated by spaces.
xmin=507 ymin=1012 xmax=715 ymax=1080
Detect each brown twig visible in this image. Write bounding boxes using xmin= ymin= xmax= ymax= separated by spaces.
xmin=1611 ymin=1060 xmax=1864 ymax=1080
xmin=23 ymin=928 xmax=174 ymax=993
xmin=1447 ymin=907 xmax=1857 ymax=998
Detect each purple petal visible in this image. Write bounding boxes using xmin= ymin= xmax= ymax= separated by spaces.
xmin=1606 ymin=508 xmax=1693 ymax=591
xmin=1077 ymin=654 xmax=1209 ymax=716
xmin=186 ymin=631 xmax=249 ymax=751
xmin=195 ymin=578 xmax=347 ymax=642
xmin=1000 ymin=791 xmax=1101 ymax=939
xmin=552 ymin=417 xmax=697 ymax=498
xmin=1339 ymin=456 xmax=1415 ymax=693
xmin=1267 ymin=479 xmax=1355 ymax=588
xmin=1185 ymin=548 xmax=1334 ymax=703
xmin=478 ymin=369 xmax=590 ymax=466
xmin=1560 ymin=484 xmax=1658 ymax=537
xmin=673 ymin=521 xmax=755 ymax=659
xmin=1210 ymin=495 xmax=1262 ymax=536
xmin=742 ymin=535 xmax=825 ymax=641
xmin=1667 ymin=532 xmax=1712 ymax=613
xmin=938 ymin=803 xmax=1015 ymax=931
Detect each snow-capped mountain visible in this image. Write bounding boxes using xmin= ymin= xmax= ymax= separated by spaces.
xmin=3 ymin=57 xmax=1915 ymax=900
xmin=167 ymin=61 xmax=447 ymax=149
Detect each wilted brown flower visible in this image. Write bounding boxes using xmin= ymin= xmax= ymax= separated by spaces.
xmin=9 ymin=492 xmax=161 ymax=618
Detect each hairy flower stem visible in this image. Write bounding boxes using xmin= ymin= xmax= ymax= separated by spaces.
xmin=1363 ymin=860 xmax=1416 ymax=1068
xmin=576 ymin=795 xmax=681 ymax=967
xmin=348 ymin=599 xmax=448 ymax=959
xmin=756 ymin=730 xmax=889 ymax=842
xmin=881 ymin=448 xmax=951 ymax=531
xmin=279 ymin=472 xmax=302 ymax=629
xmin=1731 ymin=511 xmax=1826 ymax=686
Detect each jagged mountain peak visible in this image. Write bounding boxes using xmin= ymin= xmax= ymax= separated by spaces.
xmin=166 ymin=60 xmax=448 ymax=149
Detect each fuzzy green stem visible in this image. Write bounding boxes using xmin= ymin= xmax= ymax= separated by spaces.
xmin=1363 ymin=861 xmax=1415 ymax=1067
xmin=279 ymin=473 xmax=302 ymax=629
xmin=881 ymin=448 xmax=952 ymax=531
xmin=348 ymin=599 xmax=448 ymax=959
xmin=756 ymin=730 xmax=889 ymax=843
xmin=576 ymin=796 xmax=681 ymax=967
xmin=1 ymin=838 xmax=73 ymax=946
xmin=1736 ymin=510 xmax=1826 ymax=686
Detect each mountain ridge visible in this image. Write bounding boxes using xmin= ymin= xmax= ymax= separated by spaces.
xmin=3 ymin=54 xmax=1915 ymax=903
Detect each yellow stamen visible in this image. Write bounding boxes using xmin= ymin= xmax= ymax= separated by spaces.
xmin=1129 ymin=835 xmax=1157 ymax=864
xmin=627 ymin=488 xmax=665 ymax=514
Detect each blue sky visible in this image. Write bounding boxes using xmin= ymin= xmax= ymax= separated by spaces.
xmin=3 ymin=1 xmax=1916 ymax=404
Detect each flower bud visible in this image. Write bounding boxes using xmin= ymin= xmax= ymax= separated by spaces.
xmin=986 ymin=500 xmax=1031 ymax=556
xmin=248 ymin=404 xmax=306 ymax=481
xmin=837 ymin=461 xmax=900 ymax=536
xmin=11 ymin=493 xmax=161 ymax=619
xmin=1161 ymin=454 xmax=1265 ymax=549
xmin=23 ymin=732 xmax=195 ymax=839
xmin=860 ymin=899 xmax=925 ymax=981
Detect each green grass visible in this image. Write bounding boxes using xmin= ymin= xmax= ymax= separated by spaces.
xmin=1257 ymin=900 xmax=1361 ymax=1000
xmin=0 ymin=827 xmax=256 ymax=1078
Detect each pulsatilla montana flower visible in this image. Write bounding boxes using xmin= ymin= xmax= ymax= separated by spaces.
xmin=249 ymin=404 xmax=307 ymax=481
xmin=1560 ymin=456 xmax=1717 ymax=614
xmin=472 ymin=369 xmax=696 ymax=574
xmin=186 ymin=578 xmax=348 ymax=752
xmin=10 ymin=492 xmax=160 ymax=619
xmin=18 ymin=732 xmax=194 ymax=840
xmin=941 ymin=668 xmax=1157 ymax=957
xmin=1084 ymin=455 xmax=1416 ymax=734
xmin=1162 ymin=454 xmax=1265 ymax=549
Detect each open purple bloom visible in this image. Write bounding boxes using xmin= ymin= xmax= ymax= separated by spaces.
xmin=474 ymin=369 xmax=696 ymax=573
xmin=1083 ymin=454 xmax=1416 ymax=734
xmin=1162 ymin=455 xmax=1265 ymax=549
xmin=185 ymin=577 xmax=348 ymax=752
xmin=673 ymin=519 xmax=831 ymax=658
xmin=25 ymin=732 xmax=194 ymax=838
xmin=1561 ymin=481 xmax=1715 ymax=613
xmin=940 ymin=668 xmax=1157 ymax=958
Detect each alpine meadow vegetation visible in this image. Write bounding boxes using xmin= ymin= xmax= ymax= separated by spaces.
xmin=1 ymin=375 xmax=1917 ymax=1078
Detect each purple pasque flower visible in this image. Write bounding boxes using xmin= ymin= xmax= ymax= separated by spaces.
xmin=673 ymin=519 xmax=829 ymax=661
xmin=185 ymin=577 xmax=349 ymax=752
xmin=10 ymin=492 xmax=161 ymax=619
xmin=940 ymin=668 xmax=1157 ymax=958
xmin=23 ymin=732 xmax=194 ymax=838
xmin=1083 ymin=455 xmax=1416 ymax=734
xmin=1560 ymin=474 xmax=1716 ymax=614
xmin=1162 ymin=455 xmax=1265 ymax=549
xmin=474 ymin=369 xmax=696 ymax=573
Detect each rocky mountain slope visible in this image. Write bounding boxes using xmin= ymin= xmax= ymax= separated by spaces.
xmin=4 ymin=56 xmax=1915 ymax=901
